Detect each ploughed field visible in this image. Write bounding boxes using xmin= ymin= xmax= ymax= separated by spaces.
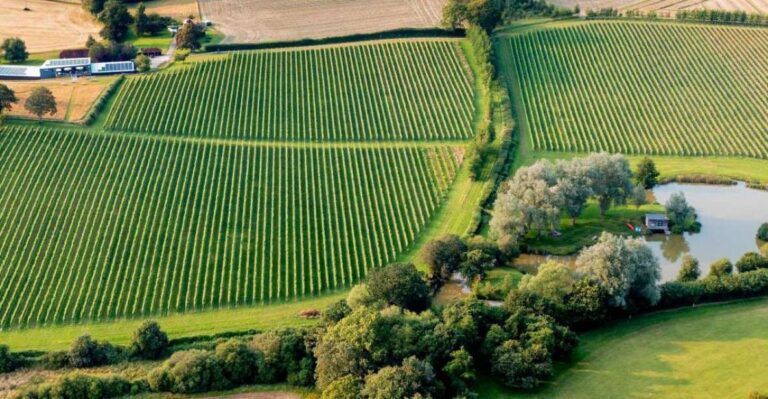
xmin=105 ymin=41 xmax=475 ymax=140
xmin=0 ymin=39 xmax=475 ymax=328
xmin=498 ymin=21 xmax=768 ymax=158
xmin=198 ymin=0 xmax=445 ymax=44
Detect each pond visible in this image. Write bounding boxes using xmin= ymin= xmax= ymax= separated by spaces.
xmin=648 ymin=182 xmax=768 ymax=281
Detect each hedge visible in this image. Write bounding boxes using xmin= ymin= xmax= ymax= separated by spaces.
xmin=204 ymin=28 xmax=465 ymax=52
xmin=658 ymin=269 xmax=768 ymax=309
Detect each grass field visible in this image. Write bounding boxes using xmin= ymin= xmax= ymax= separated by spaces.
xmin=104 ymin=40 xmax=475 ymax=140
xmin=498 ymin=20 xmax=768 ymax=159
xmin=480 ymin=298 xmax=768 ymax=398
xmin=0 ymin=125 xmax=460 ymax=328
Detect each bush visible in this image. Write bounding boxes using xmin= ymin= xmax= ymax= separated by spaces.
xmin=13 ymin=373 xmax=143 ymax=399
xmin=135 ymin=54 xmax=151 ymax=72
xmin=758 ymin=223 xmax=768 ymax=241
xmin=215 ymin=339 xmax=262 ymax=384
xmin=40 ymin=351 xmax=71 ymax=370
xmin=677 ymin=255 xmax=701 ymax=282
xmin=149 ymin=350 xmax=228 ymax=393
xmin=130 ymin=321 xmax=169 ymax=360
xmin=708 ymin=258 xmax=734 ymax=278
xmin=174 ymin=48 xmax=190 ymax=61
xmin=735 ymin=252 xmax=768 ymax=273
xmin=366 ymin=263 xmax=431 ymax=312
xmin=321 ymin=375 xmax=363 ymax=399
xmin=659 ymin=269 xmax=768 ymax=308
xmin=0 ymin=345 xmax=21 ymax=373
xmin=68 ymin=335 xmax=117 ymax=368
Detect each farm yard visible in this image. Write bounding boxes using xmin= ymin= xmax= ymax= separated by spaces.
xmin=0 ymin=126 xmax=460 ymax=328
xmin=105 ymin=41 xmax=476 ymax=140
xmin=0 ymin=0 xmax=100 ymax=54
xmin=498 ymin=20 xmax=768 ymax=158
xmin=198 ymin=0 xmax=446 ymax=44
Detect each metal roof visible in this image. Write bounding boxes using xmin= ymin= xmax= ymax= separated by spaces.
xmin=0 ymin=65 xmax=41 ymax=78
xmin=41 ymin=58 xmax=91 ymax=68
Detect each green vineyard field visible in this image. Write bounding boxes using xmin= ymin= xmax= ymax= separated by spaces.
xmin=501 ymin=21 xmax=768 ymax=158
xmin=0 ymin=126 xmax=460 ymax=328
xmin=105 ymin=40 xmax=476 ymax=140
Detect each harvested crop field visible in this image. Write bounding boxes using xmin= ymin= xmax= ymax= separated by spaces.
xmin=549 ymin=0 xmax=768 ymax=16
xmin=198 ymin=0 xmax=446 ymax=44
xmin=0 ymin=0 xmax=100 ymax=53
xmin=3 ymin=77 xmax=114 ymax=122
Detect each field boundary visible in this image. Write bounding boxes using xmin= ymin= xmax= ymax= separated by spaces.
xmin=204 ymin=28 xmax=465 ymax=52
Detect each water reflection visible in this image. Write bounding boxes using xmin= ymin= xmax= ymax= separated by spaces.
xmin=647 ymin=182 xmax=768 ymax=282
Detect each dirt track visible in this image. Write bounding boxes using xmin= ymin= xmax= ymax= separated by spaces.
xmin=0 ymin=0 xmax=100 ymax=53
xmin=198 ymin=0 xmax=447 ymax=44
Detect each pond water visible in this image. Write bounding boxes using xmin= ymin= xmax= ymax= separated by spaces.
xmin=647 ymin=182 xmax=768 ymax=281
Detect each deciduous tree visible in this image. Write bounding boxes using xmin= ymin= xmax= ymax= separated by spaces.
xmin=1 ymin=37 xmax=28 ymax=63
xmin=24 ymin=87 xmax=57 ymax=120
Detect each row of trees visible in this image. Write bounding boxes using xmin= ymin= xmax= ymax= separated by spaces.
xmin=442 ymin=0 xmax=574 ymax=31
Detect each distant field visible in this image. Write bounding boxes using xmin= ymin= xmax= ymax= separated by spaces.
xmin=105 ymin=40 xmax=475 ymax=140
xmin=199 ymin=0 xmax=445 ymax=44
xmin=0 ymin=0 xmax=100 ymax=53
xmin=498 ymin=21 xmax=768 ymax=158
xmin=0 ymin=126 xmax=460 ymax=328
xmin=548 ymin=0 xmax=768 ymax=17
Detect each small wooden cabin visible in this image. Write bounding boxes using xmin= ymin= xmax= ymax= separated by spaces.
xmin=645 ymin=213 xmax=670 ymax=233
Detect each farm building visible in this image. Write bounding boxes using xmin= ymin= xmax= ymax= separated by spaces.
xmin=140 ymin=48 xmax=163 ymax=57
xmin=645 ymin=213 xmax=670 ymax=233
xmin=59 ymin=49 xmax=90 ymax=59
xmin=0 ymin=57 xmax=135 ymax=80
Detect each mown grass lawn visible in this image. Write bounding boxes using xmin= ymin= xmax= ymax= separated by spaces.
xmin=523 ymin=201 xmax=665 ymax=255
xmin=479 ymin=298 xmax=768 ymax=398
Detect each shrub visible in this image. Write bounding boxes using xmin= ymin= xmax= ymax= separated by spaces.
xmin=708 ymin=258 xmax=734 ymax=278
xmin=13 ymin=373 xmax=142 ymax=399
xmin=321 ymin=375 xmax=363 ymax=399
xmin=40 ymin=351 xmax=71 ymax=370
xmin=758 ymin=223 xmax=768 ymax=241
xmin=174 ymin=48 xmax=190 ymax=62
xmin=677 ymin=255 xmax=701 ymax=282
xmin=149 ymin=350 xmax=228 ymax=393
xmin=130 ymin=321 xmax=169 ymax=360
xmin=0 ymin=345 xmax=21 ymax=373
xmin=659 ymin=269 xmax=768 ymax=308
xmin=736 ymin=252 xmax=768 ymax=273
xmin=135 ymin=54 xmax=151 ymax=72
xmin=215 ymin=339 xmax=261 ymax=384
xmin=68 ymin=335 xmax=116 ymax=368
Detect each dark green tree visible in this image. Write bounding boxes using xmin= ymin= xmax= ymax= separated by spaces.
xmin=98 ymin=0 xmax=134 ymax=42
xmin=459 ymin=249 xmax=496 ymax=282
xmin=635 ymin=157 xmax=660 ymax=189
xmin=215 ymin=339 xmax=261 ymax=384
xmin=366 ymin=263 xmax=431 ymax=312
xmin=1 ymin=37 xmax=28 ymax=63
xmin=708 ymin=258 xmax=733 ymax=278
xmin=421 ymin=234 xmax=466 ymax=289
xmin=130 ymin=320 xmax=169 ymax=360
xmin=758 ymin=223 xmax=768 ymax=241
xmin=24 ymin=87 xmax=57 ymax=121
xmin=135 ymin=3 xmax=149 ymax=36
xmin=0 ymin=345 xmax=20 ymax=373
xmin=82 ymin=0 xmax=106 ymax=14
xmin=69 ymin=335 xmax=108 ymax=368
xmin=0 ymin=84 xmax=19 ymax=115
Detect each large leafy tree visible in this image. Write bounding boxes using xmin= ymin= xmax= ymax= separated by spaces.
xmin=421 ymin=235 xmax=466 ymax=289
xmin=0 ymin=84 xmax=19 ymax=115
xmin=1 ymin=38 xmax=28 ymax=63
xmin=176 ymin=22 xmax=206 ymax=50
xmin=24 ymin=87 xmax=57 ymax=120
xmin=98 ymin=0 xmax=134 ymax=42
xmin=576 ymin=232 xmax=661 ymax=309
xmin=585 ymin=153 xmax=634 ymax=216
xmin=366 ymin=263 xmax=430 ymax=312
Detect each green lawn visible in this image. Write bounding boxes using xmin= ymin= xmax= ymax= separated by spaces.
xmin=129 ymin=30 xmax=175 ymax=50
xmin=0 ymin=292 xmax=345 ymax=352
xmin=0 ymin=50 xmax=59 ymax=66
xmin=524 ymin=201 xmax=665 ymax=255
xmin=478 ymin=298 xmax=768 ymax=398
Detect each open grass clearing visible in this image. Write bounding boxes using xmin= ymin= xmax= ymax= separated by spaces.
xmin=479 ymin=298 xmax=768 ymax=398
xmin=198 ymin=0 xmax=445 ymax=44
xmin=0 ymin=291 xmax=346 ymax=352
xmin=0 ymin=0 xmax=100 ymax=53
